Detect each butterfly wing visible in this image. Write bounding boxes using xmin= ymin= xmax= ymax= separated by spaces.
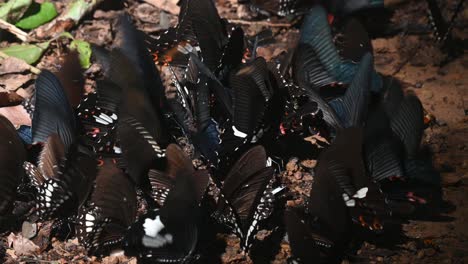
xmin=0 ymin=115 xmax=26 ymax=215
xmin=76 ymin=159 xmax=137 ymax=255
xmin=32 ymin=70 xmax=76 ymax=149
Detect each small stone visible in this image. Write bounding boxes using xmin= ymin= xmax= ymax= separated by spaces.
xmin=415 ymin=82 xmax=423 ymax=88
xmin=21 ymin=221 xmax=37 ymax=239
xmin=417 ymin=250 xmax=425 ymax=259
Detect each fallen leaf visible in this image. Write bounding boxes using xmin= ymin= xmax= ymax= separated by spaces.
xmin=31 ymin=221 xmax=53 ymax=252
xmin=304 ymin=134 xmax=330 ymax=148
xmin=15 ymin=86 xmax=34 ymax=99
xmin=0 ymin=91 xmax=24 ymax=106
xmin=7 ymin=232 xmax=39 ymax=256
xmin=15 ymin=1 xmax=58 ymax=30
xmin=0 ymin=41 xmax=50 ymax=64
xmin=0 ymin=57 xmax=31 ymax=75
xmin=6 ymin=248 xmax=17 ymax=259
xmin=70 ymin=39 xmax=92 ymax=69
xmin=0 ymin=105 xmax=32 ymax=127
xmin=301 ymin=159 xmax=317 ymax=169
xmin=0 ymin=0 xmax=32 ymax=23
xmin=0 ymin=73 xmax=32 ymax=91
xmin=143 ymin=0 xmax=180 ymax=15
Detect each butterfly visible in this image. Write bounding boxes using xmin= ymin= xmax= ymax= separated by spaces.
xmin=426 ymin=0 xmax=465 ymax=46
xmin=212 ymin=145 xmax=276 ymax=251
xmin=75 ymin=159 xmax=137 ymax=256
xmin=0 ymin=115 xmax=27 ymax=229
xmin=364 ymin=77 xmax=441 ymax=216
xmin=124 ymin=144 xmax=209 ymax=263
xmin=247 ymin=0 xmax=311 ymax=16
xmin=108 ymin=16 xmax=170 ymax=187
xmin=26 ymin=70 xmax=97 ymax=220
xmin=77 ymin=80 xmax=121 ymax=156
xmin=214 ymin=58 xmax=275 ymax=168
xmin=292 ymin=6 xmax=382 ymax=95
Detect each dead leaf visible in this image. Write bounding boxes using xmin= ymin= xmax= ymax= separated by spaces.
xmin=301 ymin=160 xmax=317 ymax=169
xmin=304 ymin=134 xmax=330 ymax=148
xmin=0 ymin=92 xmax=24 ymax=107
xmin=0 ymin=105 xmax=32 ymax=127
xmin=142 ymin=0 xmax=180 ymax=15
xmin=6 ymin=248 xmax=17 ymax=259
xmin=7 ymin=232 xmax=39 ymax=256
xmin=0 ymin=73 xmax=32 ymax=91
xmin=15 ymin=86 xmax=34 ymax=99
xmin=0 ymin=57 xmax=31 ymax=75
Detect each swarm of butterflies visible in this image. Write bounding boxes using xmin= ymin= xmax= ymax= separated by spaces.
xmin=0 ymin=0 xmax=463 ymax=262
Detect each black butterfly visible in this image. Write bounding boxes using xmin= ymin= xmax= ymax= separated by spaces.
xmin=247 ymin=0 xmax=310 ymax=16
xmin=0 ymin=115 xmax=26 ymax=230
xmin=75 ymin=159 xmax=137 ymax=256
xmin=285 ymin=136 xmax=352 ymax=263
xmin=292 ymin=6 xmax=382 ymax=95
xmin=77 ymin=80 xmax=121 ymax=156
xmin=426 ymin=0 xmax=465 ymax=47
xmin=109 ymin=16 xmax=170 ymax=187
xmin=327 ymin=0 xmax=384 ymax=17
xmin=364 ymin=78 xmax=441 ymax=216
xmin=165 ymin=57 xmax=222 ymax=164
xmin=24 ymin=135 xmax=97 ymax=220
xmin=31 ymin=70 xmax=76 ymax=149
xmin=124 ymin=144 xmax=209 ymax=263
xmin=148 ymin=144 xmax=209 ymax=207
xmin=215 ymin=58 xmax=274 ymax=166
xmin=212 ymin=145 xmax=276 ymax=251
xmin=145 ymin=0 xmax=229 ymax=70
xmin=26 ymin=71 xmax=97 ymax=220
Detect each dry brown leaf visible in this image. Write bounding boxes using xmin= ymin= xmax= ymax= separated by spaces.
xmin=6 ymin=248 xmax=17 ymax=259
xmin=0 ymin=105 xmax=32 ymax=127
xmin=0 ymin=73 xmax=32 ymax=91
xmin=7 ymin=232 xmax=39 ymax=256
xmin=0 ymin=57 xmax=31 ymax=75
xmin=143 ymin=0 xmax=180 ymax=15
xmin=15 ymin=86 xmax=34 ymax=99
xmin=0 ymin=92 xmax=24 ymax=107
xmin=301 ymin=159 xmax=317 ymax=169
xmin=304 ymin=134 xmax=330 ymax=148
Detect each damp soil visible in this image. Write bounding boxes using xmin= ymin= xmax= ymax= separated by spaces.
xmin=0 ymin=0 xmax=467 ymax=263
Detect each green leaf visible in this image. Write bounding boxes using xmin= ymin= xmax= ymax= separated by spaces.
xmin=59 ymin=31 xmax=74 ymax=40
xmin=70 ymin=39 xmax=91 ymax=69
xmin=15 ymin=2 xmax=58 ymax=30
xmin=0 ymin=41 xmax=50 ymax=64
xmin=66 ymin=0 xmax=92 ymax=22
xmin=0 ymin=0 xmax=32 ymax=23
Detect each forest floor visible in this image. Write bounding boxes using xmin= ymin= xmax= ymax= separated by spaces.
xmin=0 ymin=0 xmax=467 ymax=263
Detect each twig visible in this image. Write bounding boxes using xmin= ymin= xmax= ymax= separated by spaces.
xmin=0 ymin=51 xmax=41 ymax=74
xmin=0 ymin=19 xmax=30 ymax=42
xmin=227 ymin=19 xmax=292 ymax=28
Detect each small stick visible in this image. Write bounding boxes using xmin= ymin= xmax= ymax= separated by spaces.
xmin=0 ymin=51 xmax=41 ymax=74
xmin=227 ymin=19 xmax=292 ymax=28
xmin=0 ymin=19 xmax=30 ymax=42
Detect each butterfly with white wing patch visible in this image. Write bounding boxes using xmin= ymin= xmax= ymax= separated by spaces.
xmin=213 ymin=145 xmax=276 ymax=251
xmin=124 ymin=144 xmax=209 ymax=263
